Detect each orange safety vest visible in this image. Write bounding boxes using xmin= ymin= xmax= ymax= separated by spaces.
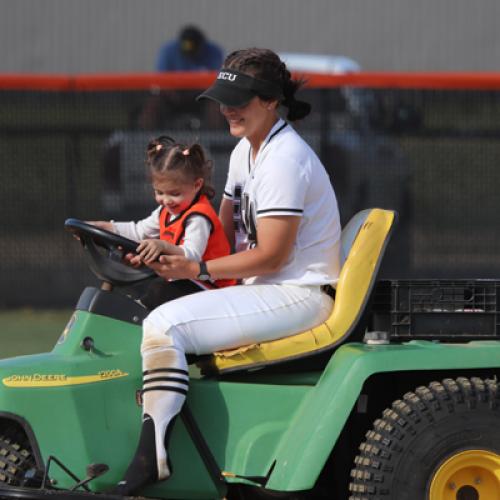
xmin=159 ymin=194 xmax=236 ymax=288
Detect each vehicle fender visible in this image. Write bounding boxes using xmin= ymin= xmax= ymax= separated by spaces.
xmin=266 ymin=340 xmax=500 ymax=491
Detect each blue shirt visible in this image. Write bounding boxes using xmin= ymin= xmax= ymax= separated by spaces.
xmin=155 ymin=40 xmax=224 ymax=71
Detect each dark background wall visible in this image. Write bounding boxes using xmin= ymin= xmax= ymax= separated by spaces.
xmin=1 ymin=84 xmax=499 ymax=308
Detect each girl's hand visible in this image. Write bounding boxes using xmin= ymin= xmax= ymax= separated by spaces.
xmin=122 ymin=252 xmax=142 ymax=268
xmin=136 ymin=239 xmax=167 ymax=264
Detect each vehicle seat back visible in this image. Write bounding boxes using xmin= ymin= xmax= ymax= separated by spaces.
xmin=198 ymin=208 xmax=397 ymax=375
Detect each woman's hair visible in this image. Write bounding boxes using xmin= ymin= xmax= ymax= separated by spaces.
xmin=145 ymin=136 xmax=215 ymax=199
xmin=223 ymin=48 xmax=311 ymax=121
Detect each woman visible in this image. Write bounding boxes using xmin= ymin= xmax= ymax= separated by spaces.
xmin=114 ymin=48 xmax=341 ymax=495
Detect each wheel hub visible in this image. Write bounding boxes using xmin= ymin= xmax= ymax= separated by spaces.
xmin=429 ymin=449 xmax=500 ymax=499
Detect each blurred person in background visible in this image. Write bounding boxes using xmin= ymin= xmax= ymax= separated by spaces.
xmin=135 ymin=25 xmax=225 ymax=129
xmin=155 ymin=25 xmax=224 ymax=72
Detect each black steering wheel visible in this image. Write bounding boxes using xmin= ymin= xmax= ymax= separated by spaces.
xmin=65 ymin=218 xmax=155 ymax=286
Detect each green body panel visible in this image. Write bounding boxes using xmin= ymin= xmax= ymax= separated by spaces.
xmin=0 ymin=311 xmax=220 ymax=498
xmin=266 ymin=340 xmax=500 ymax=490
xmin=1 ymin=309 xmax=500 ymax=498
xmin=0 ymin=312 xmax=145 ymax=490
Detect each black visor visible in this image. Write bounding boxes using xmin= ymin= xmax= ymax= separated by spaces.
xmin=196 ymin=69 xmax=284 ymax=107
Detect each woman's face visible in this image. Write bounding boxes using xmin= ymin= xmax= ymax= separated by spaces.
xmin=220 ymin=97 xmax=278 ymax=145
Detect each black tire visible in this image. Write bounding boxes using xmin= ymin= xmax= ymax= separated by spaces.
xmin=349 ymin=377 xmax=500 ymax=500
xmin=0 ymin=428 xmax=35 ymax=486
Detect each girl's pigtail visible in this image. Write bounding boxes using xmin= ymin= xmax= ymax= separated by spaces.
xmin=189 ymin=143 xmax=215 ymax=199
xmin=146 ymin=135 xmax=176 ymax=168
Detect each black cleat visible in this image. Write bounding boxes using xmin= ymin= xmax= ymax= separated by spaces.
xmin=111 ymin=415 xmax=167 ymax=496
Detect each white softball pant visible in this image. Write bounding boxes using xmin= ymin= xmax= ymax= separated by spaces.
xmin=139 ymin=284 xmax=333 ymax=480
xmin=144 ymin=283 xmax=333 ymax=354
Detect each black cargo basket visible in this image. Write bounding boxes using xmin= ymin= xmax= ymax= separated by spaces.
xmin=371 ymin=280 xmax=500 ymax=341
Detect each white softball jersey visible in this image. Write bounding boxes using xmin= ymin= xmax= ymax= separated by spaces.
xmin=224 ymin=118 xmax=341 ymax=286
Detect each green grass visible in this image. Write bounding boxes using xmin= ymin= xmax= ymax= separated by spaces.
xmin=0 ymin=309 xmax=73 ymax=359
xmin=0 ymin=308 xmax=202 ymax=377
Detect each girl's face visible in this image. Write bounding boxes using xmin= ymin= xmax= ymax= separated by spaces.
xmin=220 ymin=96 xmax=278 ymax=148
xmin=152 ymin=174 xmax=203 ymax=216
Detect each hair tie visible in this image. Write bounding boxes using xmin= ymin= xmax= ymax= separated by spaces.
xmin=182 ymin=148 xmax=190 ymax=156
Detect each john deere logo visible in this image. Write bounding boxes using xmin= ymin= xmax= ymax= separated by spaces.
xmin=2 ymin=369 xmax=129 ymax=388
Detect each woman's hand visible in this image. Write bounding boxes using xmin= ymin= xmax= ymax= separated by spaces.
xmin=123 ymin=239 xmax=184 ymax=268
xmin=147 ymin=254 xmax=199 ymax=280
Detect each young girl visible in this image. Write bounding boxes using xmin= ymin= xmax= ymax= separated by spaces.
xmin=92 ymin=135 xmax=235 ymax=306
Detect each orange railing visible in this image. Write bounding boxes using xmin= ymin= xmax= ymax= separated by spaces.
xmin=1 ymin=72 xmax=500 ymax=91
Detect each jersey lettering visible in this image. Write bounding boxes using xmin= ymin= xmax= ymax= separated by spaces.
xmin=241 ymin=192 xmax=257 ymax=245
xmin=233 ymin=184 xmax=243 ymax=232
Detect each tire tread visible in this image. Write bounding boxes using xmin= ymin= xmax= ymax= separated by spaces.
xmin=0 ymin=428 xmax=34 ymax=485
xmin=348 ymin=376 xmax=499 ymax=500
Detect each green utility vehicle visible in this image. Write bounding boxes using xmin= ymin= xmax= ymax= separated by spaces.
xmin=0 ymin=208 xmax=499 ymax=500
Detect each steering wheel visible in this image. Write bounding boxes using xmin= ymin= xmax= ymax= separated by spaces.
xmin=65 ymin=218 xmax=155 ymax=286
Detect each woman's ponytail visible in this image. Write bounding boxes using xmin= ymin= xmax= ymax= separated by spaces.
xmin=225 ymin=49 xmax=311 ymax=122
xmin=282 ymin=77 xmax=311 ymax=121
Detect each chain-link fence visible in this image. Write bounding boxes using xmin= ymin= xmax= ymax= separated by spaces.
xmin=1 ymin=74 xmax=499 ymax=307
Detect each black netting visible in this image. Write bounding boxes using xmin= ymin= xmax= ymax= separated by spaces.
xmin=1 ymin=85 xmax=499 ymax=307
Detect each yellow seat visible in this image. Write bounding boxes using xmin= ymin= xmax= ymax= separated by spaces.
xmin=198 ymin=208 xmax=397 ymax=375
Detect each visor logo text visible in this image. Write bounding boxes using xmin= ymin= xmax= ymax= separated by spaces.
xmin=218 ymin=72 xmax=237 ymax=81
